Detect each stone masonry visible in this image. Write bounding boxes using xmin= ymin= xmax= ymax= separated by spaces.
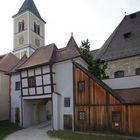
xmin=106 ymin=55 xmax=140 ymax=79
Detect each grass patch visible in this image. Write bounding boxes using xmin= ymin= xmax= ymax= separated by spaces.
xmin=0 ymin=121 xmax=22 ymax=140
xmin=47 ymin=130 xmax=128 ymax=140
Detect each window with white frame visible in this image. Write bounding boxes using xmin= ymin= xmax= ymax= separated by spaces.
xmin=78 ymin=111 xmax=86 ymax=120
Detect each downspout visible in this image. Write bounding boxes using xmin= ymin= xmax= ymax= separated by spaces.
xmin=20 ymin=72 xmax=23 ymax=127
xmin=9 ymin=75 xmax=11 ymax=121
xmin=50 ymin=64 xmax=54 ymax=130
xmin=73 ymin=64 xmax=76 ymax=131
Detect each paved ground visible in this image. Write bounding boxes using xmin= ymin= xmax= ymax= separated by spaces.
xmin=4 ymin=122 xmax=59 ymax=140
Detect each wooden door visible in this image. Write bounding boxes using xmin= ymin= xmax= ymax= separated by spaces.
xmin=64 ymin=115 xmax=72 ymax=130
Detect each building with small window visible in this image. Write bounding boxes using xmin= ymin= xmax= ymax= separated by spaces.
xmin=91 ymin=11 xmax=140 ymax=79
xmin=10 ymin=36 xmax=88 ymax=130
xmin=91 ymin=12 xmax=140 ymax=95
xmin=90 ymin=11 xmax=140 ymax=136
xmin=73 ymin=61 xmax=140 ymax=136
xmin=0 ymin=53 xmax=19 ymax=121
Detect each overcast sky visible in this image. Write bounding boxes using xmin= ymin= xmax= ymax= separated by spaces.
xmin=0 ymin=0 xmax=140 ymax=55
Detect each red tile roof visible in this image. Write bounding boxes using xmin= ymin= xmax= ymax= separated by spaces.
xmin=18 ymin=44 xmax=57 ymax=70
xmin=55 ymin=36 xmax=81 ymax=62
xmin=17 ymin=36 xmax=82 ymax=70
xmin=0 ymin=53 xmax=19 ymax=72
xmin=115 ymin=88 xmax=140 ymax=104
xmin=10 ymin=55 xmax=27 ymax=73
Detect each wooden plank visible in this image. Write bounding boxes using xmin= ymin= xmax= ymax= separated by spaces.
xmin=64 ymin=115 xmax=72 ymax=130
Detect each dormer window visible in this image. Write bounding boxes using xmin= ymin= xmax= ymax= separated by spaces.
xmin=18 ymin=20 xmax=24 ymax=32
xmin=34 ymin=22 xmax=40 ymax=35
xmin=123 ymin=32 xmax=131 ymax=39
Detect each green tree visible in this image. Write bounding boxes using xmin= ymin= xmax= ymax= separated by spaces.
xmin=80 ymin=39 xmax=108 ymax=80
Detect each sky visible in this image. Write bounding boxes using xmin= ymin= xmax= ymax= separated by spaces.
xmin=0 ymin=0 xmax=140 ymax=55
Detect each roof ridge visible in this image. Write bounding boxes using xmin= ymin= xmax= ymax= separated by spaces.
xmin=97 ymin=17 xmax=125 ymax=60
xmin=9 ymin=55 xmax=27 ymax=73
xmin=94 ymin=11 xmax=140 ymax=61
xmin=17 ymin=44 xmax=57 ymax=70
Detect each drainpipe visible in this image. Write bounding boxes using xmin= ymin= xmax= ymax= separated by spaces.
xmin=50 ymin=64 xmax=54 ymax=130
xmin=9 ymin=75 xmax=11 ymax=121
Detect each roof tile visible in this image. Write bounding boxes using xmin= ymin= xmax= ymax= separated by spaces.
xmin=0 ymin=53 xmax=19 ymax=72
xmin=115 ymin=88 xmax=140 ymax=104
xmin=18 ymin=44 xmax=57 ymax=70
xmin=92 ymin=11 xmax=140 ymax=61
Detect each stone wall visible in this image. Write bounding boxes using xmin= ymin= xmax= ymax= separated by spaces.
xmin=106 ymin=55 xmax=140 ymax=78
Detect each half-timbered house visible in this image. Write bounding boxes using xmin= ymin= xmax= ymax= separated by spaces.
xmin=10 ymin=36 xmax=88 ymax=129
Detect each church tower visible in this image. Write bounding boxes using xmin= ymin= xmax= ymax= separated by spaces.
xmin=13 ymin=0 xmax=46 ymax=58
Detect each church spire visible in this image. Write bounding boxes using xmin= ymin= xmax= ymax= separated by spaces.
xmin=12 ymin=0 xmax=46 ymax=59
xmin=13 ymin=0 xmax=45 ymax=23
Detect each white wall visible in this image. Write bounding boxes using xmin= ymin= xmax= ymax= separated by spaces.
xmin=54 ymin=60 xmax=73 ymax=130
xmin=11 ymin=73 xmax=22 ymax=125
xmin=53 ymin=93 xmax=59 ymax=130
xmin=23 ymin=100 xmax=34 ymax=127
xmin=53 ymin=58 xmax=87 ymax=130
xmin=0 ymin=72 xmax=10 ymax=120
xmin=23 ymin=99 xmax=48 ymax=127
xmin=103 ymin=75 xmax=140 ymax=89
xmin=11 ymin=57 xmax=87 ymax=128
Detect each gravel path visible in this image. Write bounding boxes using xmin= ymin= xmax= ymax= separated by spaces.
xmin=4 ymin=122 xmax=59 ymax=140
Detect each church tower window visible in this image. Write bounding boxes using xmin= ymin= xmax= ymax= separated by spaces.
xmin=34 ymin=22 xmax=36 ymax=33
xmin=18 ymin=20 xmax=24 ymax=32
xmin=34 ymin=22 xmax=40 ymax=35
xmin=37 ymin=25 xmax=40 ymax=35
